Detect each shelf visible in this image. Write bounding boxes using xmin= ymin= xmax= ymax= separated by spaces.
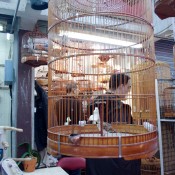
xmin=160 ymin=119 xmax=175 ymax=122
xmin=165 ymin=169 xmax=175 ymax=175
xmin=154 ymin=0 xmax=175 ymax=19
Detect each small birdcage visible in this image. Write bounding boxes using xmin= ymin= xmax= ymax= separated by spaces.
xmin=155 ymin=61 xmax=171 ymax=79
xmin=141 ymin=157 xmax=160 ymax=175
xmin=162 ymin=87 xmax=175 ymax=118
xmin=51 ymin=79 xmax=74 ymax=95
xmin=77 ymin=80 xmax=91 ymax=92
xmin=21 ymin=26 xmax=48 ymax=67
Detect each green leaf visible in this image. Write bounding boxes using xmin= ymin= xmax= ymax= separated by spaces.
xmin=18 ymin=142 xmax=32 ymax=153
xmin=17 ymin=142 xmax=41 ymax=168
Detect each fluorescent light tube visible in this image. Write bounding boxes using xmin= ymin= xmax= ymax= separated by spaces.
xmin=0 ymin=25 xmax=3 ymax=31
xmin=59 ymin=31 xmax=142 ymax=48
xmin=6 ymin=33 xmax=10 ymax=40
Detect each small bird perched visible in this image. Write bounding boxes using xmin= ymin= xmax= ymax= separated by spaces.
xmin=64 ymin=117 xmax=71 ymax=125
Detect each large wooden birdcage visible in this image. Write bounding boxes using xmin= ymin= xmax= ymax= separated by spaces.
xmin=47 ymin=0 xmax=158 ymax=159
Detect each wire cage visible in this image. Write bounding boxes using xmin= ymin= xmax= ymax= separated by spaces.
xmin=155 ymin=61 xmax=172 ymax=109
xmin=34 ymin=65 xmax=48 ymax=92
xmin=161 ymin=122 xmax=175 ymax=174
xmin=162 ymin=87 xmax=175 ymax=118
xmin=47 ymin=0 xmax=158 ymax=159
xmin=21 ymin=26 xmax=48 ymax=67
xmin=156 ymin=79 xmax=175 ymax=174
xmin=52 ymin=80 xmax=74 ymax=94
xmin=155 ymin=61 xmax=171 ymax=80
xmin=141 ymin=156 xmax=160 ymax=175
xmin=158 ymin=79 xmax=175 ymax=119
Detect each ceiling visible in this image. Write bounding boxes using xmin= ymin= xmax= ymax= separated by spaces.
xmin=0 ymin=0 xmax=174 ymax=39
xmin=0 ymin=0 xmax=48 ymax=31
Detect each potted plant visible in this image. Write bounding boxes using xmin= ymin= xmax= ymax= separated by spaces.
xmin=17 ymin=142 xmax=41 ymax=172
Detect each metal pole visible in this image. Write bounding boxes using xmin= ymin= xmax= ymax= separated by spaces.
xmin=10 ymin=0 xmax=20 ymax=34
xmin=155 ymin=79 xmax=164 ymax=175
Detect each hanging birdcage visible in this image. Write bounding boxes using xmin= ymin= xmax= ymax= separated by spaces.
xmin=161 ymin=87 xmax=175 ymax=118
xmin=21 ymin=26 xmax=48 ymax=67
xmin=154 ymin=0 xmax=175 ymax=20
xmin=131 ymin=62 xmax=156 ymax=123
xmin=141 ymin=156 xmax=160 ymax=175
xmin=47 ymin=0 xmax=158 ymax=159
xmin=155 ymin=61 xmax=171 ymax=79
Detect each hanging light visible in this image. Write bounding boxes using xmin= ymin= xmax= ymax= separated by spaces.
xmin=59 ymin=31 xmax=143 ymax=48
xmin=30 ymin=0 xmax=48 ymax=10
xmin=0 ymin=24 xmax=3 ymax=32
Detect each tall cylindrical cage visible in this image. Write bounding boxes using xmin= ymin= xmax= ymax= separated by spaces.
xmin=47 ymin=0 xmax=158 ymax=159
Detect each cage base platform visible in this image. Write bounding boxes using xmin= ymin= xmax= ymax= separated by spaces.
xmin=47 ymin=124 xmax=158 ymax=160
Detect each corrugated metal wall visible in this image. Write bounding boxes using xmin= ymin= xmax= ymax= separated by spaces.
xmin=155 ymin=39 xmax=175 ymax=77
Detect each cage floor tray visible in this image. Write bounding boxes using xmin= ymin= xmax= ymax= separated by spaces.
xmin=21 ymin=56 xmax=47 ymax=67
xmin=155 ymin=0 xmax=175 ymax=19
xmin=47 ymin=124 xmax=158 ymax=160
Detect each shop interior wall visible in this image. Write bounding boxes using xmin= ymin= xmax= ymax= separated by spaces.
xmin=0 ymin=33 xmax=12 ymax=157
xmin=0 ymin=30 xmax=34 ymax=157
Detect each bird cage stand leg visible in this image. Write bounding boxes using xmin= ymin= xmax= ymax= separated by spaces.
xmin=98 ymin=103 xmax=103 ymax=136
